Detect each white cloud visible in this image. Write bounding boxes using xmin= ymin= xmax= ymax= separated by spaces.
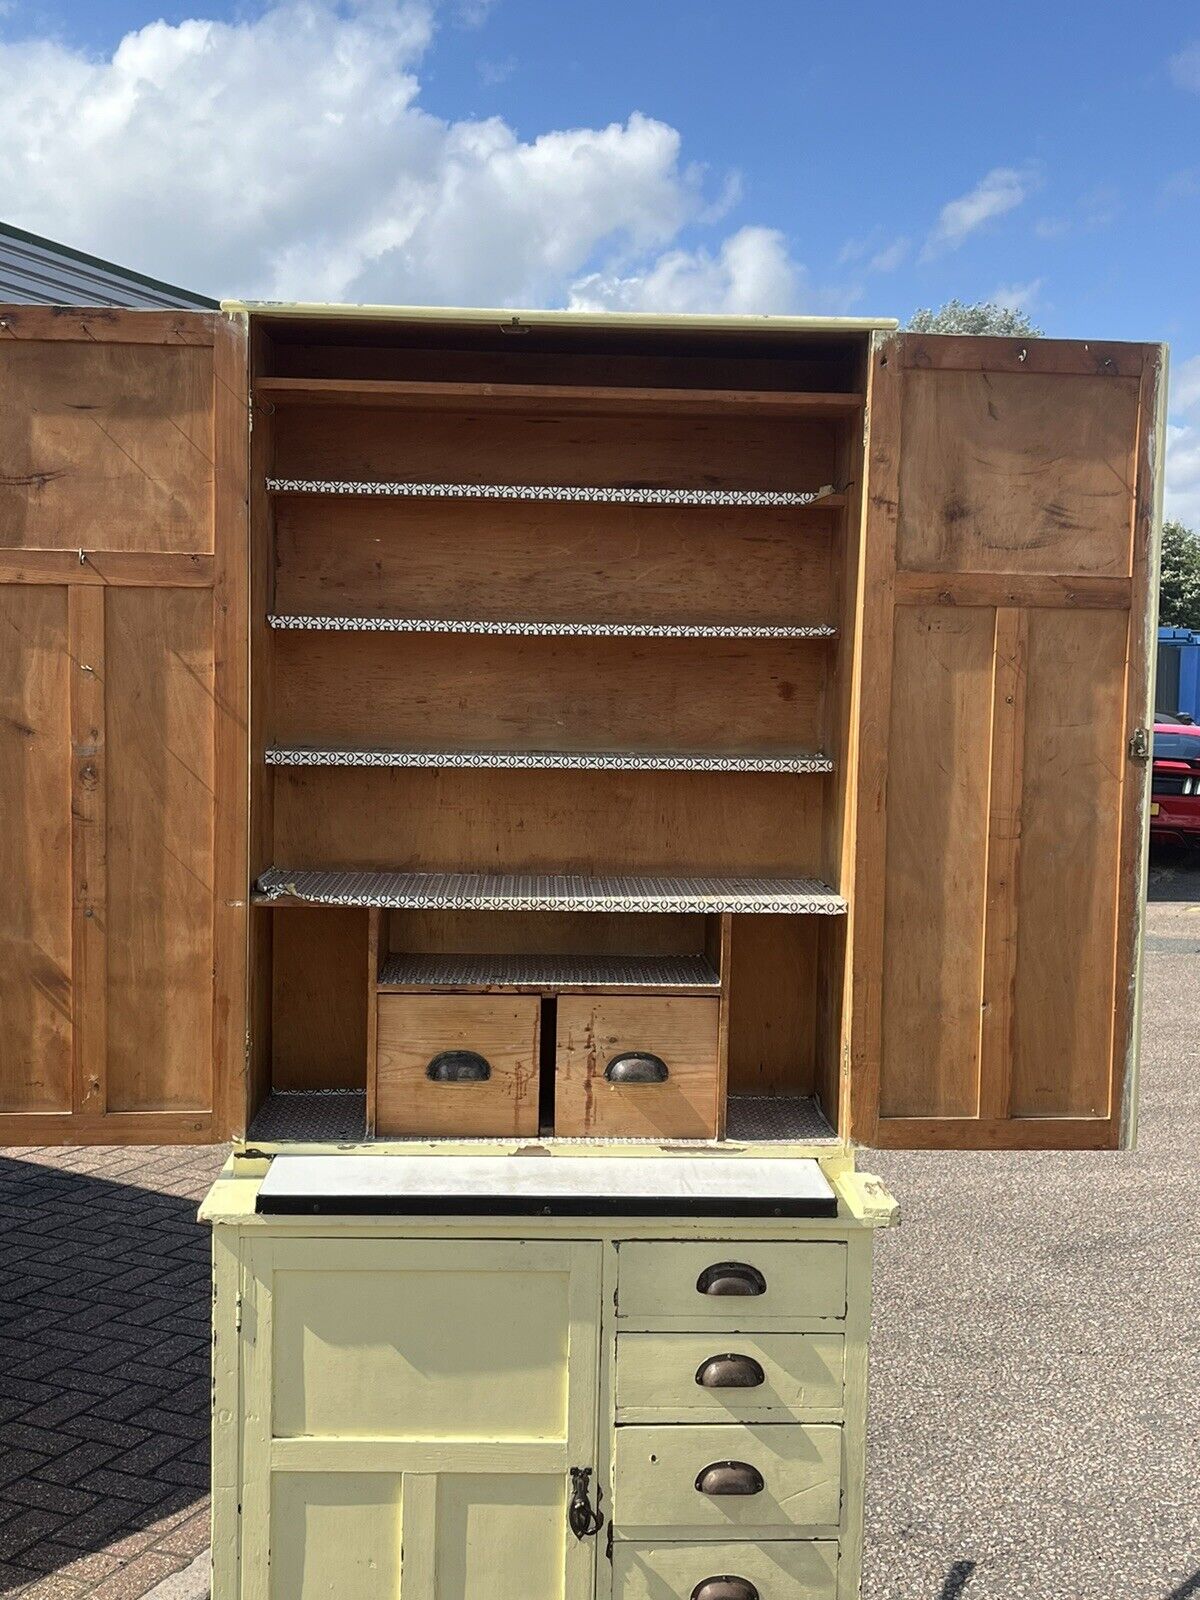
xmin=1165 ymin=356 xmax=1200 ymax=526
xmin=1170 ymin=40 xmax=1200 ymax=91
xmin=921 ymin=165 xmax=1037 ymax=259
xmin=568 ymin=226 xmax=809 ymax=315
xmin=868 ymin=237 xmax=909 ymax=274
xmin=0 ymin=0 xmax=765 ymax=308
xmin=990 ymin=277 xmax=1043 ymax=313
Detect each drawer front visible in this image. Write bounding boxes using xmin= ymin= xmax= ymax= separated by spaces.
xmin=616 ymin=1241 xmax=846 ymax=1325
xmin=615 ymin=1332 xmax=844 ymax=1421
xmin=613 ymin=1424 xmax=842 ymax=1536
xmin=375 ymin=993 xmax=539 ymax=1137
xmin=613 ymin=1541 xmax=839 ymax=1600
xmin=556 ymin=995 xmax=720 ymax=1139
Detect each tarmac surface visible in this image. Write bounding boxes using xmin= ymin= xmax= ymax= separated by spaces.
xmin=0 ymin=861 xmax=1197 ymax=1598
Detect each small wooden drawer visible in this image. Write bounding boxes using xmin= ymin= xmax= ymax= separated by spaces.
xmin=613 ymin=1423 xmax=842 ymax=1536
xmin=374 ymin=994 xmax=539 ymax=1137
xmin=616 ymin=1240 xmax=846 ymax=1325
xmin=613 ymin=1540 xmax=839 ymax=1600
xmin=555 ymin=995 xmax=720 ymax=1138
xmin=615 ymin=1332 xmax=844 ymax=1421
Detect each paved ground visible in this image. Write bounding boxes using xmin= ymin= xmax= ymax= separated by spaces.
xmin=0 ymin=862 xmax=1197 ymax=1598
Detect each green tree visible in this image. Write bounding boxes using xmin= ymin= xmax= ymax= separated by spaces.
xmin=906 ymin=298 xmax=1043 ymax=336
xmin=1159 ymin=519 xmax=1200 ymax=630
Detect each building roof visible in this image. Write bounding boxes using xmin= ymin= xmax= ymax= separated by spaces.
xmin=225 ymin=299 xmax=897 ymax=333
xmin=0 ymin=220 xmax=217 ymax=310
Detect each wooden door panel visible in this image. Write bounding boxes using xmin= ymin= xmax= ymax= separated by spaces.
xmin=0 ymin=584 xmax=72 ymax=1111
xmin=0 ymin=307 xmax=247 ymax=1142
xmin=852 ymin=333 xmax=1164 ymax=1149
xmin=0 ymin=328 xmax=213 ymax=552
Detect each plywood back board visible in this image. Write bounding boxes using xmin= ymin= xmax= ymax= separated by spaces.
xmin=850 ymin=333 xmax=1163 ymax=1150
xmin=0 ymin=307 xmax=248 ymax=1142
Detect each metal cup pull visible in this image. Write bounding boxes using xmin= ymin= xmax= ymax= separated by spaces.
xmin=695 ymin=1353 xmax=766 ymax=1389
xmin=426 ymin=1050 xmax=491 ymax=1083
xmin=691 ymin=1581 xmax=760 ymax=1600
xmin=605 ymin=1052 xmax=669 ymax=1084
xmin=695 ymin=1460 xmax=765 ymax=1497
xmin=696 ymin=1261 xmax=766 ymax=1297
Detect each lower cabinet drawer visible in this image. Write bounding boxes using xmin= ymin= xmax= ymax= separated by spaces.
xmin=616 ymin=1240 xmax=847 ymax=1324
xmin=555 ymin=995 xmax=720 ymax=1139
xmin=615 ymin=1332 xmax=844 ymax=1421
xmin=374 ymin=993 xmax=540 ymax=1137
xmin=613 ymin=1541 xmax=839 ymax=1600
xmin=613 ymin=1424 xmax=842 ymax=1536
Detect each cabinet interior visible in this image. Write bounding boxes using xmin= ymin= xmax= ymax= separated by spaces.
xmin=246 ymin=313 xmax=869 ymax=1144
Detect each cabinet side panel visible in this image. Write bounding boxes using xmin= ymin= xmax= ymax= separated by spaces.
xmin=0 ymin=585 xmax=72 ymax=1110
xmin=106 ymin=586 xmax=215 ymax=1110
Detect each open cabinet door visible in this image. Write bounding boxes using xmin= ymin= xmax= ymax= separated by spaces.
xmin=0 ymin=307 xmax=248 ymax=1142
xmin=849 ymin=333 xmax=1165 ymax=1149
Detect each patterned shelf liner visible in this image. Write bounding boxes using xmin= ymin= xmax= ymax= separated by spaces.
xmin=377 ymin=951 xmax=721 ymax=990
xmin=255 ymin=868 xmax=848 ymax=916
xmin=266 ymin=746 xmax=833 ymax=775
xmin=267 ymin=477 xmax=837 ymax=508
xmin=268 ymin=614 xmax=836 ymax=639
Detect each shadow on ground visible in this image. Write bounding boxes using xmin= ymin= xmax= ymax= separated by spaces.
xmin=0 ymin=1151 xmax=221 ymax=1596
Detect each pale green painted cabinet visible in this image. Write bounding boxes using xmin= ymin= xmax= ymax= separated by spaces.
xmin=205 ymin=1157 xmax=894 ymax=1600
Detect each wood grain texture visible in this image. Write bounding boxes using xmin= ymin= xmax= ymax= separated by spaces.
xmin=375 ymin=993 xmax=540 ymax=1137
xmin=273 ymin=404 xmax=837 ymax=492
xmin=273 ymin=494 xmax=838 ymax=629
xmin=105 ymin=587 xmax=214 ymax=1111
xmin=554 ymin=995 xmax=720 ymax=1138
xmin=1009 ymin=608 xmax=1127 ymax=1116
xmin=894 ymin=571 xmax=1131 ymax=609
xmin=69 ymin=586 xmax=107 ymax=1115
xmin=878 ymin=606 xmax=994 ymax=1118
xmin=271 ymin=907 xmax=367 ymax=1092
xmin=726 ymin=916 xmax=818 ymax=1096
xmin=271 ymin=630 xmax=827 ymax=753
xmin=383 ymin=910 xmax=709 ymax=958
xmin=896 ymin=368 xmax=1139 ymax=577
xmin=272 ymin=767 xmax=826 ymax=876
xmin=0 ymin=550 xmax=213 ymax=586
xmin=0 ymin=339 xmax=214 ymax=553
xmin=0 ymin=584 xmax=72 ymax=1111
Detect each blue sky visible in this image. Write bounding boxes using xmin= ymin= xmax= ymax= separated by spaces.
xmin=4 ymin=0 xmax=1200 ymax=514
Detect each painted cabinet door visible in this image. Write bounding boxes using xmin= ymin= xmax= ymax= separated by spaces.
xmin=241 ymin=1237 xmax=603 ymax=1600
xmin=852 ymin=333 xmax=1165 ymax=1149
xmin=0 ymin=305 xmax=247 ymax=1141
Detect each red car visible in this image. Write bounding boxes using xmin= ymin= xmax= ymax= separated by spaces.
xmin=1151 ymin=718 xmax=1200 ymax=844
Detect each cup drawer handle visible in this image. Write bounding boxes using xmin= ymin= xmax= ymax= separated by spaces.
xmin=692 ymin=1581 xmax=759 ymax=1600
xmin=605 ymin=1052 xmax=669 ymax=1083
xmin=695 ymin=1353 xmax=766 ymax=1389
xmin=426 ymin=1050 xmax=492 ymax=1083
xmin=695 ymin=1460 xmax=764 ymax=1496
xmin=696 ymin=1261 xmax=766 ymax=1297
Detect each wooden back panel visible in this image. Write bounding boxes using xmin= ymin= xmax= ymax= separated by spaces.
xmin=0 ymin=307 xmax=248 ymax=1141
xmin=850 ymin=334 xmax=1164 ymax=1149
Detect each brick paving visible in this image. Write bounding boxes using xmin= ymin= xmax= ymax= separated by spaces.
xmin=0 ymin=1147 xmax=226 ymax=1599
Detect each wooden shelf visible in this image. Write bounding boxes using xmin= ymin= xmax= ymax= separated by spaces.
xmin=267 ymin=478 xmax=845 ymax=510
xmin=267 ymin=614 xmax=838 ymax=639
xmin=377 ymin=952 xmax=721 ymax=995
xmin=255 ymin=376 xmax=865 ymax=420
xmin=266 ymin=747 xmax=834 ymax=774
xmin=255 ymin=869 xmax=848 ymax=915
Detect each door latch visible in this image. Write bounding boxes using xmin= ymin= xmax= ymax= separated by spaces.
xmin=1128 ymin=726 xmax=1151 ymax=763
xmin=567 ymin=1467 xmax=603 ymax=1539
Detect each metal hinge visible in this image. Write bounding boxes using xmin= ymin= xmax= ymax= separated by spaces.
xmin=234 ymin=1292 xmax=243 ymax=1335
xmin=1128 ymin=727 xmax=1151 ymax=762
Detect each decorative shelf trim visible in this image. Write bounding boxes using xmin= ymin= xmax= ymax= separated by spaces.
xmin=267 ymin=477 xmax=839 ymax=509
xmin=267 ymin=614 xmax=835 ymax=639
xmin=378 ymin=952 xmax=721 ymax=991
xmin=266 ymin=746 xmax=833 ymax=774
xmin=255 ymin=868 xmax=848 ymax=916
